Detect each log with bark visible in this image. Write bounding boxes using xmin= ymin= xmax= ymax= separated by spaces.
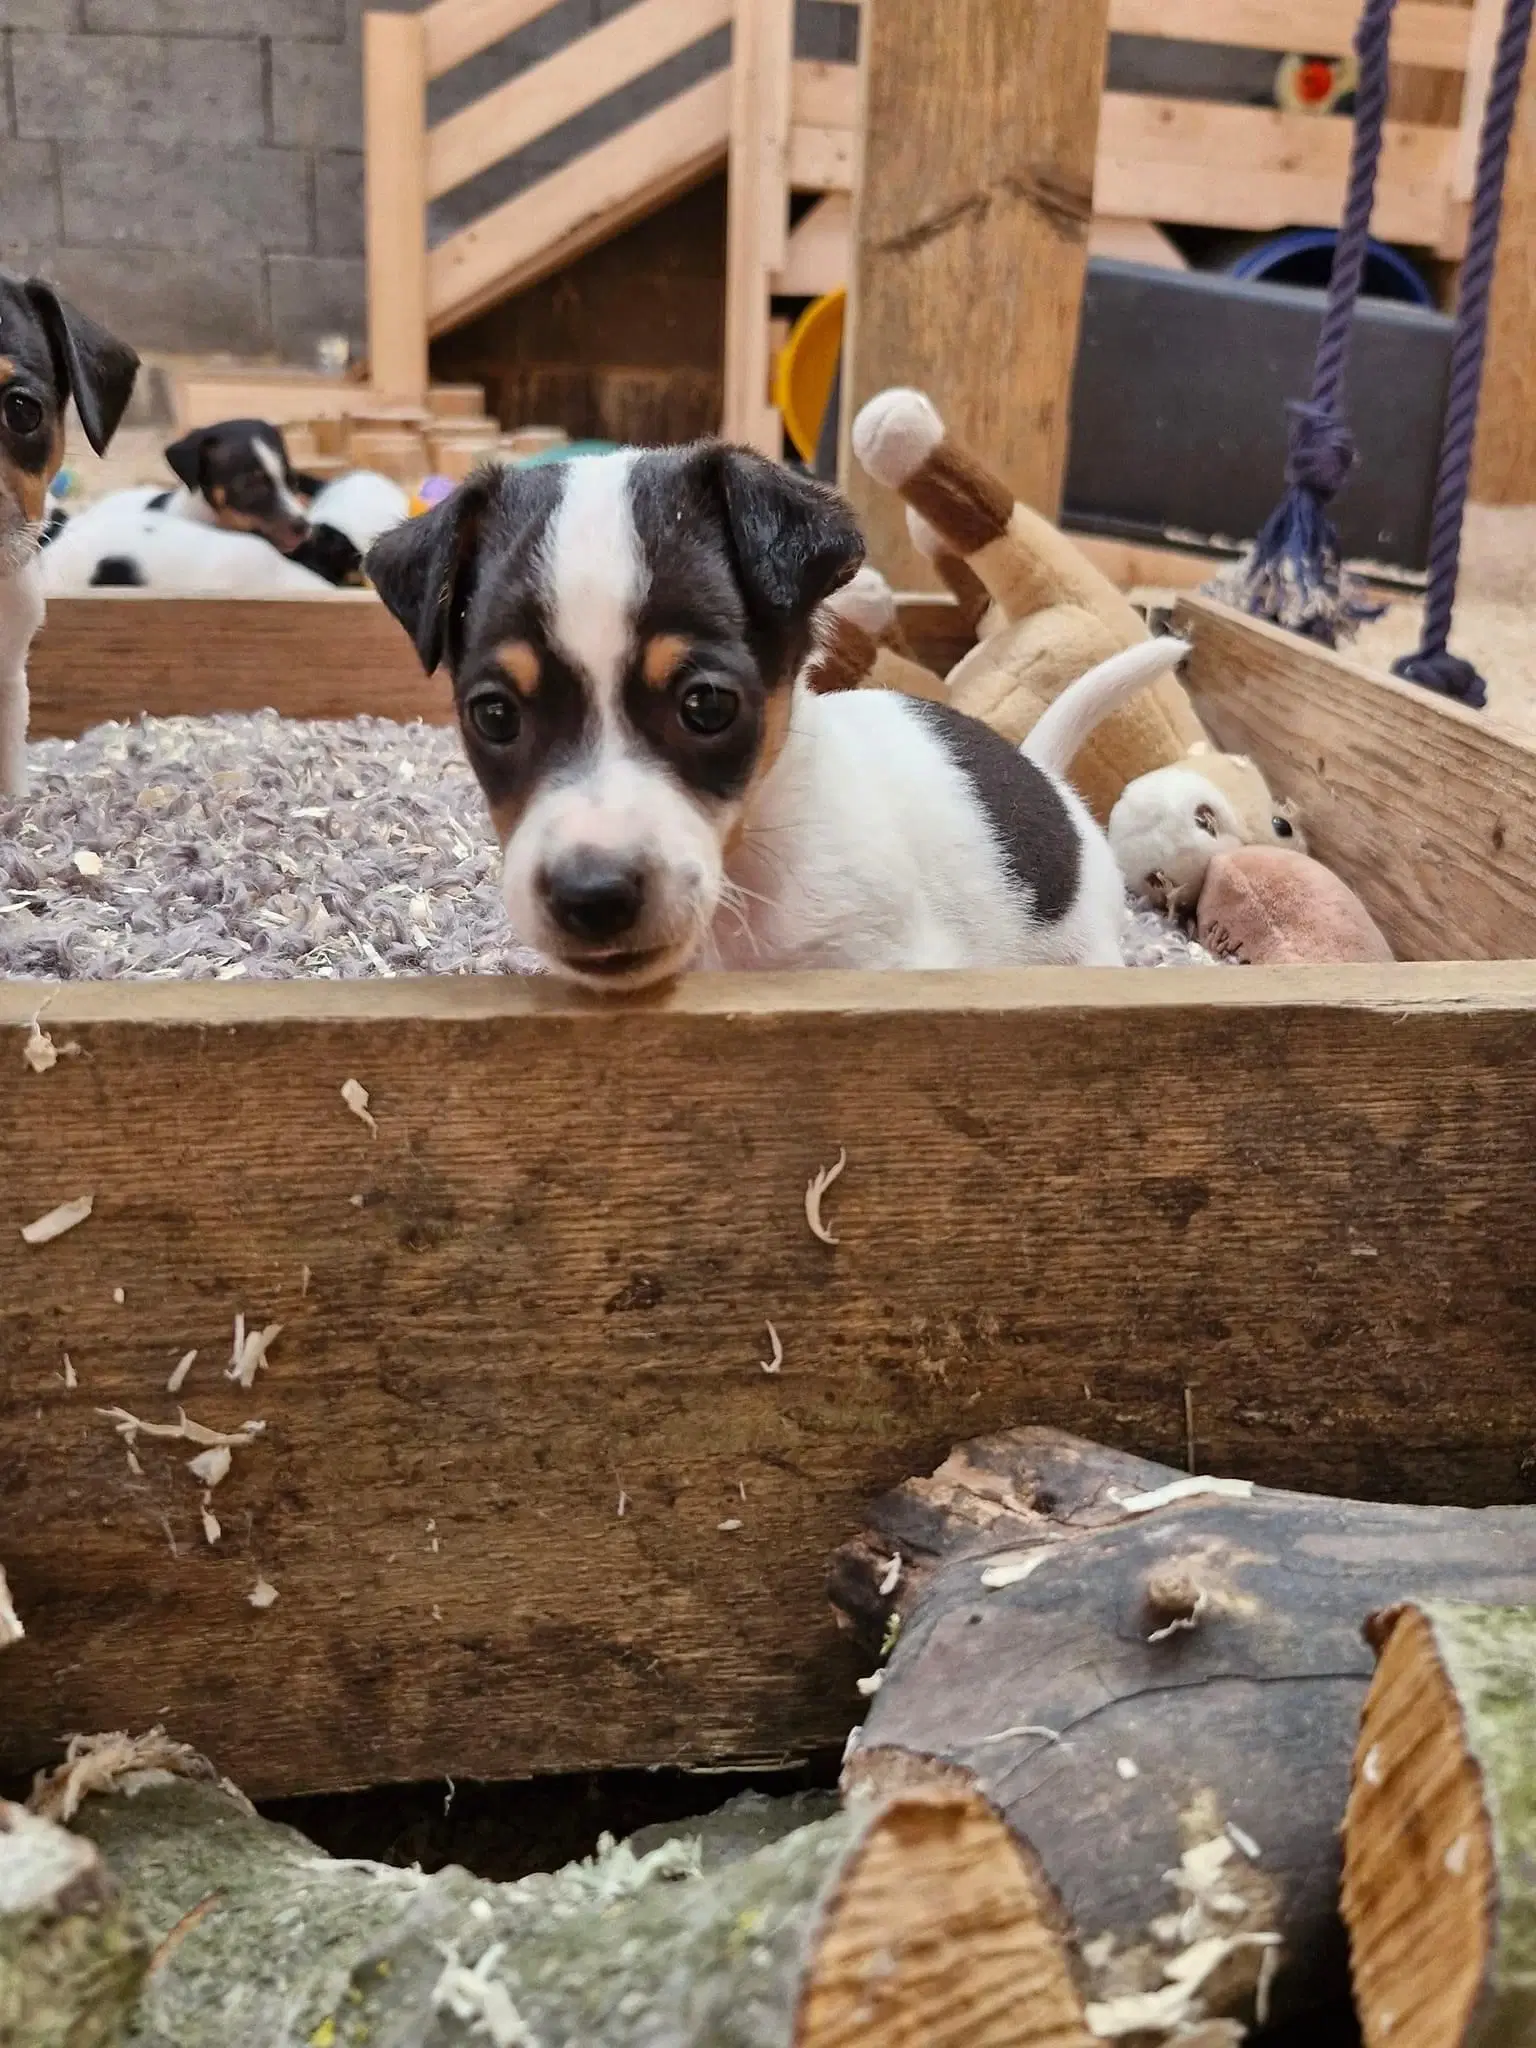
xmin=0 ymin=1801 xmax=146 ymax=2048
xmin=827 ymin=1428 xmax=1536 ymax=2041
xmin=1343 ymin=1602 xmax=1536 ymax=2048
xmin=8 ymin=1732 xmax=1094 ymax=2047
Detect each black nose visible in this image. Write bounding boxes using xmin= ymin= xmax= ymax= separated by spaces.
xmin=541 ymin=852 xmax=646 ymax=942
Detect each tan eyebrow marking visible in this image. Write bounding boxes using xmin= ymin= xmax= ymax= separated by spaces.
xmin=495 ymin=639 xmax=542 ymax=696
xmin=642 ymin=633 xmax=691 ymax=689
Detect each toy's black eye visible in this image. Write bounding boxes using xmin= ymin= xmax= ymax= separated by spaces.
xmin=2 ymin=389 xmax=44 ymax=438
xmin=1194 ymin=803 xmax=1220 ymax=837
xmin=1272 ymin=815 xmax=1294 ymax=839
xmin=466 ymin=691 xmax=520 ymax=746
xmin=678 ymin=681 xmax=740 ymax=736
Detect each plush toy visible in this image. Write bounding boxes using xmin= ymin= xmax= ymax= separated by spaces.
xmin=1108 ymin=745 xmax=1306 ymax=913
xmin=409 ymin=475 xmax=457 ymax=518
xmin=808 ymin=566 xmax=949 ymax=703
xmin=851 ymin=388 xmax=1208 ymax=821
xmin=1196 ymin=847 xmax=1394 ymax=964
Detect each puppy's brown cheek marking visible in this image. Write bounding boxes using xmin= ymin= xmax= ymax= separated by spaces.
xmin=495 ymin=640 xmax=542 ymax=697
xmin=0 ymin=453 xmax=45 ymax=525
xmin=488 ymin=796 xmax=526 ymax=850
xmin=726 ymin=686 xmax=794 ymax=854
xmin=642 ymin=633 xmax=690 ymax=688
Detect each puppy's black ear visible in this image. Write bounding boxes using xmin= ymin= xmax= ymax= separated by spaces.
xmin=712 ymin=445 xmax=864 ymax=625
xmin=23 ymin=280 xmax=139 ymax=458
xmin=367 ymin=470 xmax=495 ymax=675
xmin=164 ymin=427 xmax=212 ymax=490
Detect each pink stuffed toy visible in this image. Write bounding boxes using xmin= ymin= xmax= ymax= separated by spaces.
xmin=1197 ymin=848 xmax=1394 ymax=964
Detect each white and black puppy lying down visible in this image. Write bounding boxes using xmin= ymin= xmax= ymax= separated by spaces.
xmin=367 ymin=445 xmax=1186 ymax=989
xmin=41 ymin=460 xmax=410 ymax=596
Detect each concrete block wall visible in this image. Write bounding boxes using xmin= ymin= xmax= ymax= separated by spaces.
xmin=0 ymin=0 xmax=857 ymax=365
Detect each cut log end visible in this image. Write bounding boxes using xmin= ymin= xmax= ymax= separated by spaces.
xmin=1342 ymin=1603 xmax=1510 ymax=2048
xmin=809 ymin=1789 xmax=1093 ymax=2048
xmin=0 ymin=1800 xmax=149 ymax=2046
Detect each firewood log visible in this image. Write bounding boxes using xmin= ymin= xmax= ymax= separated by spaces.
xmin=1343 ymin=1602 xmax=1536 ymax=2048
xmin=22 ymin=1733 xmax=1091 ymax=2047
xmin=0 ymin=1801 xmax=146 ymax=2047
xmin=827 ymin=1428 xmax=1536 ymax=2040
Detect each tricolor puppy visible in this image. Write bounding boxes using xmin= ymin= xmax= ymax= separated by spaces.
xmin=160 ymin=419 xmax=318 ymax=555
xmin=367 ymin=445 xmax=1188 ymax=988
xmin=0 ymin=271 xmax=138 ymax=798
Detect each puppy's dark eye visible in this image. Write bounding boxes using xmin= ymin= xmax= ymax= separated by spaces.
xmin=678 ymin=681 xmax=740 ymax=736
xmin=2 ymin=389 xmax=44 ymax=438
xmin=466 ymin=692 xmax=521 ymax=746
xmin=1272 ymin=815 xmax=1294 ymax=839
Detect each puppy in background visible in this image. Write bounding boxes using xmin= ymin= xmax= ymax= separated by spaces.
xmin=158 ymin=419 xmax=317 ymax=554
xmin=0 ymin=272 xmax=138 ymax=797
xmin=369 ymin=445 xmax=1186 ymax=988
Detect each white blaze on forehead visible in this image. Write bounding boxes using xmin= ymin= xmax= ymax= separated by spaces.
xmin=254 ymin=436 xmax=304 ymax=518
xmin=543 ymin=451 xmax=645 ymax=701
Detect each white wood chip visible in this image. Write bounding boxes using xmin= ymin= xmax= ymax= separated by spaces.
xmin=72 ymin=849 xmax=102 ymax=877
xmin=804 ymin=1148 xmax=847 ymax=1245
xmin=980 ymin=1550 xmax=1052 ymax=1590
xmin=855 ymin=1671 xmax=883 ymax=1696
xmin=112 ymin=1287 xmax=125 ymax=1305
xmin=230 ymin=1313 xmax=245 ymax=1372
xmin=201 ymin=1501 xmax=222 ymax=1546
xmin=1226 ymin=1821 xmax=1261 ymax=1861
xmin=717 ymin=1518 xmax=743 ymax=1533
xmin=20 ymin=1194 xmax=94 ymax=1245
xmin=188 ymin=1446 xmax=232 ymax=1489
xmin=100 ymin=1406 xmax=263 ymax=1450
xmin=878 ymin=1554 xmax=902 ymax=1597
xmin=1118 ymin=1475 xmax=1255 ymax=1515
xmin=125 ymin=1447 xmax=143 ymax=1477
xmin=1116 ymin=1757 xmax=1139 ymax=1780
xmin=22 ymin=1022 xmax=64 ymax=1073
xmin=341 ymin=1078 xmax=378 ymax=1137
xmin=760 ymin=1320 xmax=784 ymax=1374
xmin=248 ymin=1577 xmax=279 ymax=1610
xmin=167 ymin=1349 xmax=197 ymax=1394
xmin=60 ymin=1355 xmax=77 ymax=1390
xmin=0 ymin=1565 xmax=23 ymax=1646
xmin=228 ymin=1322 xmax=282 ymax=1392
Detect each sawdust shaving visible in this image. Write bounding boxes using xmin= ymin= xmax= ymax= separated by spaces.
xmin=30 ymin=1728 xmax=254 ymax=1824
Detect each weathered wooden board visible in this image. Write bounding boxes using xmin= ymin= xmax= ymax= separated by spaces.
xmin=1177 ymin=594 xmax=1536 ymax=963
xmin=26 ymin=593 xmax=964 ymax=739
xmin=6 ymin=963 xmax=1536 ymax=1798
xmin=29 ymin=594 xmax=452 ymax=738
xmin=842 ymin=0 xmax=1110 ymax=587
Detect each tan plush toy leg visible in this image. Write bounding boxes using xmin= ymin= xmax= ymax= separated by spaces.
xmin=809 ymin=566 xmax=949 ymax=703
xmin=853 ymin=388 xmax=1208 ymax=820
xmin=905 ymin=507 xmax=1001 ymax=640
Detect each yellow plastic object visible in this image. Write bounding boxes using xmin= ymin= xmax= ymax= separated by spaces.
xmin=774 ymin=289 xmax=846 ymax=462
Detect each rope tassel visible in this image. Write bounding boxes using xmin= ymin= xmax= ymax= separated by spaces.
xmin=1209 ymin=0 xmax=1398 ymax=645
xmin=1393 ymin=0 xmax=1535 ymax=709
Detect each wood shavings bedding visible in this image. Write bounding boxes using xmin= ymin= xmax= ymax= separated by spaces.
xmin=1 ymin=713 xmax=1217 ymax=980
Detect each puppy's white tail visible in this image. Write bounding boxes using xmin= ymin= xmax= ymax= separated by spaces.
xmin=1020 ymin=636 xmax=1192 ymax=781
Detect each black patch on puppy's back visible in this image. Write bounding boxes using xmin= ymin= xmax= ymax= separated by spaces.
xmin=910 ymin=699 xmax=1081 ymax=921
xmin=89 ymin=554 xmax=144 ymax=587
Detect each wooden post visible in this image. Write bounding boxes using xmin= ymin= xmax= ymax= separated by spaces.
xmin=842 ymin=0 xmax=1112 ymax=587
xmin=722 ymin=0 xmax=794 ymax=452
xmin=364 ymin=10 xmax=431 ymax=403
xmin=1469 ymin=7 xmax=1536 ymax=509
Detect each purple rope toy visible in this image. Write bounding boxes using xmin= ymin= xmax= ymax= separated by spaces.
xmin=1217 ymin=0 xmax=1535 ymax=711
xmin=1395 ymin=0 xmax=1535 ymax=706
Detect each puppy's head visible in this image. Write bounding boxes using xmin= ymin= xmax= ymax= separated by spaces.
xmin=368 ymin=443 xmax=863 ymax=990
xmin=0 ymin=273 xmax=139 ymax=576
xmin=165 ymin=419 xmax=312 ymax=552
